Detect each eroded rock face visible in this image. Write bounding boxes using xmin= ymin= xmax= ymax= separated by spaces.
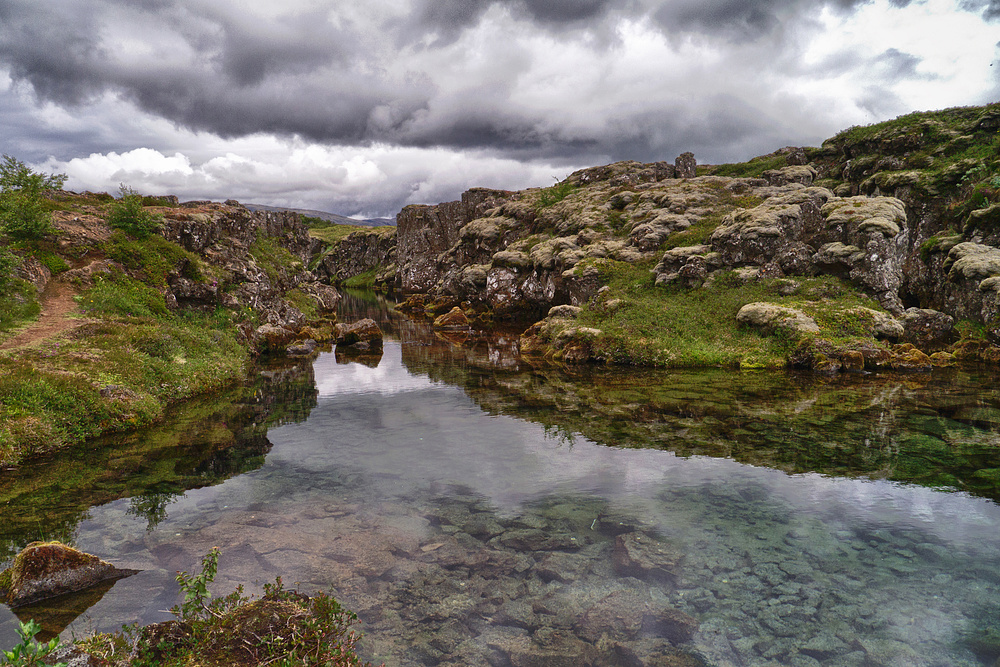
xmin=395 ymin=156 xmax=699 ymax=318
xmin=316 ymin=227 xmax=397 ymax=288
xmin=658 ymin=187 xmax=910 ymax=313
xmin=0 ymin=542 xmax=137 ymax=608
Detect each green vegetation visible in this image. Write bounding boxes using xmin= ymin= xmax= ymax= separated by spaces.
xmin=342 ymin=268 xmax=379 ymax=289
xmin=309 ymin=223 xmax=395 ymax=249
xmin=309 ymin=223 xmax=371 ymax=246
xmin=0 ymin=308 xmax=249 ymax=462
xmin=250 ymin=235 xmax=302 ymax=283
xmin=1 ymin=619 xmax=65 ymax=667
xmin=821 ymin=103 xmax=1000 ymax=227
xmin=0 ymin=155 xmax=66 ymax=242
xmin=544 ymin=259 xmax=882 ymax=368
xmin=703 ymin=154 xmax=788 ymax=178
xmin=78 ymin=550 xmax=374 ymax=667
xmin=103 ymin=232 xmax=206 ymax=286
xmin=106 ymin=185 xmax=163 ymax=239
xmin=535 ymin=180 xmax=575 ymax=209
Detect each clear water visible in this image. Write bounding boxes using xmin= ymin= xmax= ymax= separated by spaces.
xmin=2 ymin=295 xmax=1000 ymax=666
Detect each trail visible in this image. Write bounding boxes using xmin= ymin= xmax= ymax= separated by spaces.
xmin=0 ymin=280 xmax=81 ymax=351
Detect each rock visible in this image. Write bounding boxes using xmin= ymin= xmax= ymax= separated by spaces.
xmin=843 ymin=307 xmax=904 ymax=340
xmin=576 ymin=590 xmax=647 ymax=642
xmin=900 ymin=308 xmax=955 ymax=350
xmin=433 ymin=306 xmax=472 ymax=331
xmin=644 ymin=607 xmax=699 ymax=645
xmin=0 ymin=542 xmax=138 ymax=608
xmin=286 ymin=339 xmax=318 ymax=357
xmin=489 ymin=629 xmax=599 ymax=667
xmin=253 ymin=324 xmax=297 ymax=352
xmin=335 ymin=319 xmax=383 ymax=347
xmin=548 ymin=304 xmax=582 ymax=318
xmin=315 ymin=228 xmax=396 ymax=286
xmin=674 ymin=152 xmax=697 ymax=179
xmin=763 ymin=165 xmax=817 ymax=186
xmin=612 ymin=532 xmax=683 ymax=581
xmin=298 ymin=282 xmax=342 ymax=311
xmin=889 ymin=343 xmax=932 ymax=371
xmin=736 ymin=303 xmax=820 ymax=336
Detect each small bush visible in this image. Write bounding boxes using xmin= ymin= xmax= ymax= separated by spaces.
xmin=106 ymin=185 xmax=163 ymax=239
xmin=104 ymin=232 xmax=204 ymax=286
xmin=536 ymin=180 xmax=574 ymax=209
xmin=79 ymin=273 xmax=169 ymax=318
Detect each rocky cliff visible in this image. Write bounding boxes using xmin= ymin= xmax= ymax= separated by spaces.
xmin=386 ymin=104 xmax=1000 ymax=370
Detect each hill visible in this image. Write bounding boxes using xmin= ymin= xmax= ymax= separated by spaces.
xmin=243 ymin=202 xmax=394 ymax=227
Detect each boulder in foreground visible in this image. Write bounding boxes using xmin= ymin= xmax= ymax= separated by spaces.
xmin=0 ymin=542 xmax=138 ymax=609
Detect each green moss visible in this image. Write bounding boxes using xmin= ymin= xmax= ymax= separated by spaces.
xmin=104 ymin=232 xmax=205 ymax=286
xmin=543 ymin=259 xmax=884 ymax=368
xmin=283 ymin=288 xmax=320 ymax=319
xmin=342 ymin=268 xmax=379 ymax=288
xmin=249 ymin=236 xmax=302 ymax=283
xmin=705 ymin=154 xmax=789 ymax=178
xmin=308 ymin=223 xmax=371 ymax=246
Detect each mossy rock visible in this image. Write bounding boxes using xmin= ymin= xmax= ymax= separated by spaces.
xmin=0 ymin=541 xmax=137 ymax=608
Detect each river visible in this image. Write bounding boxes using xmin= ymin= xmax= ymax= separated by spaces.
xmin=2 ymin=291 xmax=1000 ymax=666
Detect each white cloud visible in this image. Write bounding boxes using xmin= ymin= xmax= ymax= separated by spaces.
xmin=41 ymin=141 xmax=578 ymax=217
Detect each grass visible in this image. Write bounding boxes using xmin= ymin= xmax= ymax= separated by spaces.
xmin=0 ymin=308 xmax=250 ymax=463
xmin=0 ymin=279 xmax=41 ymax=331
xmin=342 ymin=268 xmax=379 ymax=288
xmin=535 ymin=180 xmax=576 ymax=209
xmin=308 ymin=223 xmax=372 ymax=246
xmin=250 ymin=236 xmax=303 ymax=283
xmin=820 ymin=102 xmax=1000 ymax=227
xmin=548 ymin=260 xmax=883 ymax=368
xmin=660 ymin=193 xmax=765 ymax=250
xmin=703 ymin=154 xmax=789 ymax=178
xmin=103 ymin=232 xmax=206 ymax=286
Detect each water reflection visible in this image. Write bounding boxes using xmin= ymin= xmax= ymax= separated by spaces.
xmin=1 ymin=297 xmax=1000 ymax=666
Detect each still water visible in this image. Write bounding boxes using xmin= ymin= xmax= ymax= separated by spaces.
xmin=3 ymin=293 xmax=1000 ymax=666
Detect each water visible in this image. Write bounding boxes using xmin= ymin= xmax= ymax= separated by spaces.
xmin=2 ymin=293 xmax=1000 ymax=665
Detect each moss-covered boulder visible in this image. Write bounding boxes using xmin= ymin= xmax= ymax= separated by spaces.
xmin=0 ymin=542 xmax=137 ymax=608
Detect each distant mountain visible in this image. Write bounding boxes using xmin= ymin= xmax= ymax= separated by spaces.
xmin=243 ymin=203 xmax=395 ymax=227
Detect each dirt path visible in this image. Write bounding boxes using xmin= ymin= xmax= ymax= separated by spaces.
xmin=0 ymin=280 xmax=81 ymax=350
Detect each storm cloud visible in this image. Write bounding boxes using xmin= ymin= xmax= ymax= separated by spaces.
xmin=1 ymin=0 xmax=997 ymax=215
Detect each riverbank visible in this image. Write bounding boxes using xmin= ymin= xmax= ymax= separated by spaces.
xmin=0 ymin=187 xmax=339 ymax=468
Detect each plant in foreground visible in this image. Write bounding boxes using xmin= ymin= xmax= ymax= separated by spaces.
xmin=81 ymin=548 xmax=377 ymax=666
xmin=1 ymin=619 xmax=66 ymax=667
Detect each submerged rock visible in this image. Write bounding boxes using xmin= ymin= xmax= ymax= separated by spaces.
xmin=0 ymin=542 xmax=137 ymax=609
xmin=612 ymin=532 xmax=683 ymax=581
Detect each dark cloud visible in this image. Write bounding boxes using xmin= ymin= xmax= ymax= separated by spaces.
xmin=960 ymin=0 xmax=1000 ymax=20
xmin=874 ymin=48 xmax=928 ymax=80
xmin=0 ymin=0 xmax=995 ymax=193
xmin=650 ymin=0 xmax=868 ymax=42
xmin=213 ymin=11 xmax=353 ymax=86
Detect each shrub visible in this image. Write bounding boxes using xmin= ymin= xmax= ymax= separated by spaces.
xmin=106 ymin=185 xmax=163 ymax=239
xmin=0 ymin=156 xmax=66 ymax=242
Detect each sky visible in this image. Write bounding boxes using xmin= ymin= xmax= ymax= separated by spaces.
xmin=0 ymin=0 xmax=998 ymax=218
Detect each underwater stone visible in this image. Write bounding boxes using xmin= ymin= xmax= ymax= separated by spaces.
xmin=612 ymin=532 xmax=683 ymax=581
